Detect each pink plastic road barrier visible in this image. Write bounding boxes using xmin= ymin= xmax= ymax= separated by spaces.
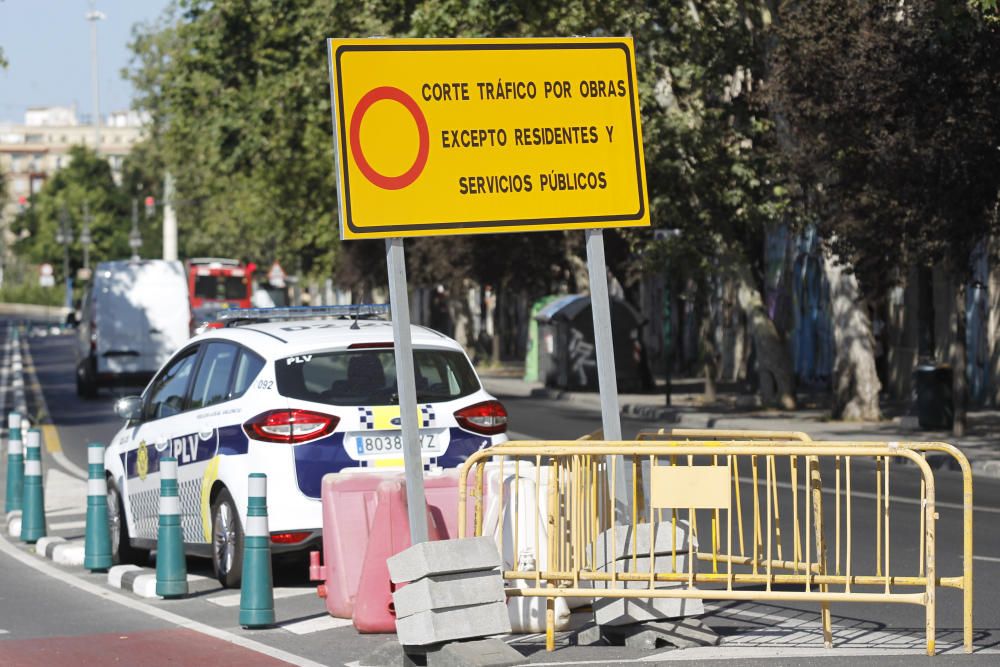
xmin=351 ymin=478 xmax=447 ymax=633
xmin=309 ymin=469 xmax=477 ymax=626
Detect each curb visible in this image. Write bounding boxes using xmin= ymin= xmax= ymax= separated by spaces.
xmin=107 ymin=565 xmax=219 ymax=599
xmin=35 ymin=536 xmax=85 ymax=566
xmin=7 ymin=512 xmax=21 ymax=537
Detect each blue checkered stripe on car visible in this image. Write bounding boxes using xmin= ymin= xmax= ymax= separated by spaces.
xmin=358 ymin=407 xmax=374 ymax=430
xmin=420 ymin=404 xmax=435 ymax=427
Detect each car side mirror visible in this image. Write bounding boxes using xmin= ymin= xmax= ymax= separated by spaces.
xmin=114 ymin=396 xmax=143 ymax=422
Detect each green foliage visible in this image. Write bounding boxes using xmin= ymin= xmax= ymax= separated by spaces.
xmin=0 ymin=283 xmax=63 ymax=307
xmin=125 ymin=0 xmax=788 ymax=297
xmin=766 ymin=0 xmax=1000 ymax=292
xmin=10 ymin=146 xmax=144 ymax=281
xmin=126 ymin=0 xmax=420 ymax=280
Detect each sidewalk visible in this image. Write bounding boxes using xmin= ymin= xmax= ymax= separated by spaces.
xmin=478 ymin=366 xmax=1000 ymax=479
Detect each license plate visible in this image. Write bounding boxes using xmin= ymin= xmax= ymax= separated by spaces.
xmin=347 ymin=429 xmax=447 ymax=459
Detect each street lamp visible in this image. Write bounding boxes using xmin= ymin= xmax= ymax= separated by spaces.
xmin=55 ymin=207 xmax=74 ymax=308
xmin=85 ymin=2 xmax=105 ymax=150
xmin=80 ymin=202 xmax=93 ymax=274
xmin=129 ymin=198 xmax=142 ymax=261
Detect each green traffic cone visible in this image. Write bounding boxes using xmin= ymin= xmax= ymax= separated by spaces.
xmin=20 ymin=428 xmax=45 ymax=543
xmin=155 ymin=457 xmax=188 ymax=598
xmin=5 ymin=411 xmax=24 ymax=513
xmin=84 ymin=442 xmax=112 ymax=571
xmin=239 ymin=473 xmax=275 ymax=628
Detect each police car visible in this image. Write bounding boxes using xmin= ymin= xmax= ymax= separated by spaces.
xmin=105 ymin=306 xmax=508 ymax=586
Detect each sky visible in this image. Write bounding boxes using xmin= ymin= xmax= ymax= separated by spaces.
xmin=0 ymin=0 xmax=172 ymax=124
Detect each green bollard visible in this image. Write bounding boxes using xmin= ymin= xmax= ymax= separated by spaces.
xmin=20 ymin=428 xmax=45 ymax=543
xmin=84 ymin=443 xmax=112 ymax=571
xmin=239 ymin=473 xmax=275 ymax=628
xmin=5 ymin=411 xmax=24 ymax=513
xmin=155 ymin=457 xmax=188 ymax=598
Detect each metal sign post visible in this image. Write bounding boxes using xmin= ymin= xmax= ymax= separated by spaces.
xmin=585 ymin=229 xmax=628 ymax=519
xmin=386 ymin=237 xmax=429 ymax=545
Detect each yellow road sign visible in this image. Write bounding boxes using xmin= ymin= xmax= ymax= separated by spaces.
xmin=327 ymin=38 xmax=650 ymax=239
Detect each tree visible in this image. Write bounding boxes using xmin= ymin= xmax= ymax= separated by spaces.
xmin=766 ymin=1 xmax=1000 ymax=429
xmin=11 ymin=146 xmax=133 ymax=282
xmin=411 ymin=0 xmax=796 ymax=404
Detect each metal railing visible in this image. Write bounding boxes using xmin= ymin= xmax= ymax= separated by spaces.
xmin=457 ymin=438 xmax=964 ymax=656
xmin=655 ymin=427 xmax=973 ymax=654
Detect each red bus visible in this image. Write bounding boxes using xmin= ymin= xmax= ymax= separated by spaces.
xmin=187 ymin=258 xmax=255 ymax=325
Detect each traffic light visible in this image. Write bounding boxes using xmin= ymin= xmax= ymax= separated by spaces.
xmin=144 ymin=196 xmax=156 ymax=218
xmin=17 ymin=195 xmax=27 ymax=211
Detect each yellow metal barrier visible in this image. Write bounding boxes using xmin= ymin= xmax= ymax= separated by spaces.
xmin=457 ymin=440 xmax=955 ymax=656
xmin=651 ymin=427 xmax=973 ymax=653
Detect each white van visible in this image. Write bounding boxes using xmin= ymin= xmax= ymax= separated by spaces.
xmin=75 ymin=260 xmax=191 ymax=398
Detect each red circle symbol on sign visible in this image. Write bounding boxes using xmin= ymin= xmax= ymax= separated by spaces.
xmin=349 ymin=86 xmax=429 ymax=190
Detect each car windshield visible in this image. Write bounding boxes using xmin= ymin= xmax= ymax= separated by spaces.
xmin=275 ymin=348 xmax=480 ymax=406
xmin=194 ymin=274 xmax=248 ymax=301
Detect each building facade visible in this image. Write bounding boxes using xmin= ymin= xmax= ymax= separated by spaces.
xmin=0 ymin=106 xmax=145 ymax=282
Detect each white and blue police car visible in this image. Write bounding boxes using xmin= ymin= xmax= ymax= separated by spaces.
xmin=105 ymin=306 xmax=508 ymax=586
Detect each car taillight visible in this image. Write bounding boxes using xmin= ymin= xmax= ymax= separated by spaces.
xmin=243 ymin=409 xmax=339 ymax=444
xmin=454 ymin=400 xmax=507 ymax=436
xmin=271 ymin=531 xmax=311 ymax=544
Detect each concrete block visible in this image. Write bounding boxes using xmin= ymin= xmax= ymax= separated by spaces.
xmin=571 ymin=622 xmax=605 ymax=646
xmin=108 ymin=564 xmax=143 ymax=589
xmin=393 ymin=569 xmax=505 ymax=619
xmin=429 ymin=638 xmax=526 ymax=667
xmin=593 ymin=593 xmax=704 ymax=627
xmin=51 ymin=542 xmax=86 ymax=566
xmin=600 ymin=617 xmax=720 ymax=649
xmin=593 ymin=521 xmax=692 ymax=569
xmin=395 ymin=601 xmax=511 ymax=646
xmin=388 ymin=537 xmax=501 ymax=584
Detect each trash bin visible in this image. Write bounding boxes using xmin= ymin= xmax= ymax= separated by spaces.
xmin=914 ymin=364 xmax=953 ymax=430
xmin=534 ymin=294 xmax=648 ymax=392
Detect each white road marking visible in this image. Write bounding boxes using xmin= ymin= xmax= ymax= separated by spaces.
xmin=0 ymin=534 xmax=326 ymax=667
xmin=973 ymin=555 xmax=1000 ymax=563
xmin=0 ymin=629 xmax=8 ymax=634
xmin=278 ymin=614 xmax=353 ymax=635
xmin=207 ymin=587 xmax=315 ymax=608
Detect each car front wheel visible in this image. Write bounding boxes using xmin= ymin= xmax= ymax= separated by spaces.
xmin=212 ymin=488 xmax=244 ymax=588
xmin=107 ymin=480 xmax=146 ymax=565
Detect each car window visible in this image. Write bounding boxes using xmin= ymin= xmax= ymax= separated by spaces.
xmin=231 ymin=349 xmax=265 ymax=398
xmin=190 ymin=342 xmax=239 ymax=410
xmin=275 ymin=349 xmax=480 ymax=406
xmin=144 ymin=348 xmax=199 ymax=421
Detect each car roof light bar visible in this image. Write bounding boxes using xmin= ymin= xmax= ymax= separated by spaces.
xmin=216 ymin=304 xmax=391 ymax=327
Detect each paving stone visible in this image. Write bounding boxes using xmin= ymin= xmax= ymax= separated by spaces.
xmin=395 ymin=601 xmax=511 ymax=646
xmin=428 ymin=638 xmax=527 ymax=667
xmin=388 ymin=537 xmax=502 ymax=584
xmin=393 ymin=569 xmax=505 ymax=619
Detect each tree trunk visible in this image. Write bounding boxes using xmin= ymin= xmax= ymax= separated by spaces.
xmin=697 ymin=289 xmax=718 ymax=403
xmin=735 ymin=263 xmax=797 ymax=409
xmin=823 ymin=254 xmax=881 ymax=421
xmin=952 ymin=281 xmax=968 ymax=437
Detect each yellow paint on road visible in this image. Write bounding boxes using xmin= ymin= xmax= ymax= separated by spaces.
xmin=41 ymin=422 xmax=62 ymax=453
